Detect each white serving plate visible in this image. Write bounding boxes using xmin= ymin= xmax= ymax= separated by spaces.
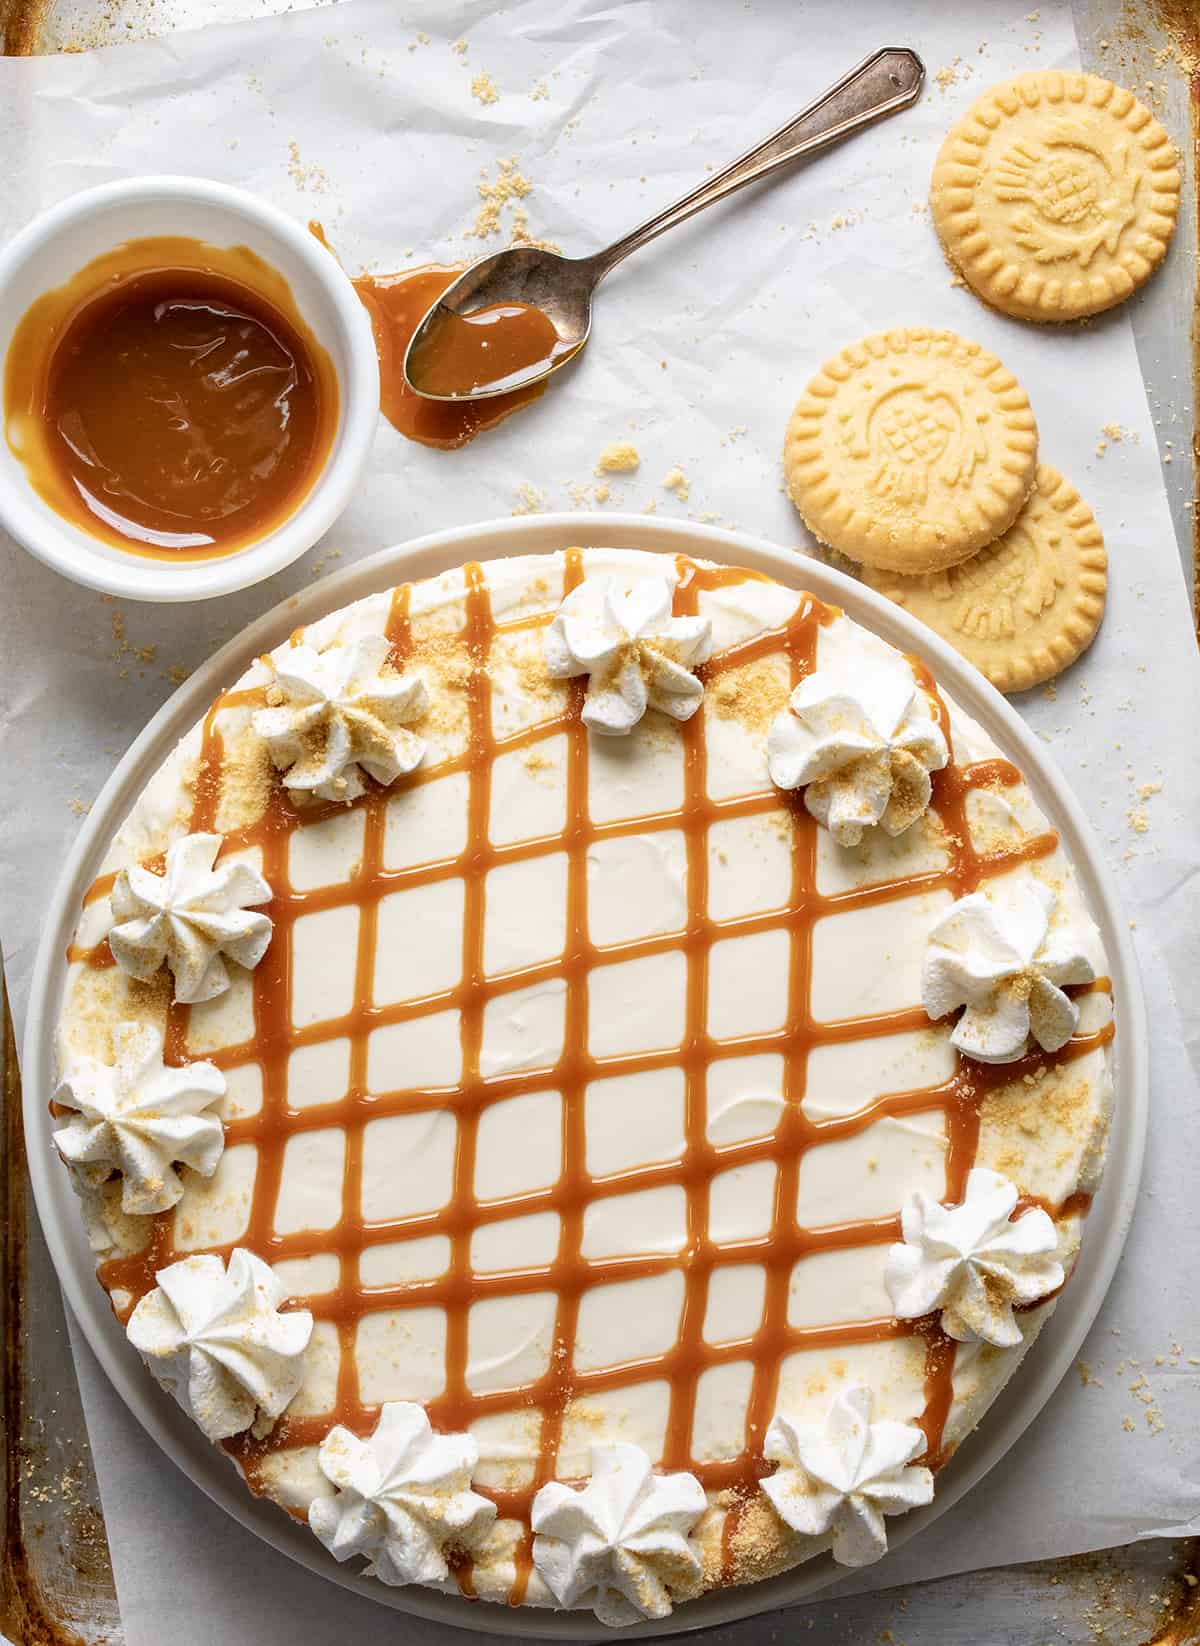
xmin=22 ymin=515 xmax=1147 ymax=1640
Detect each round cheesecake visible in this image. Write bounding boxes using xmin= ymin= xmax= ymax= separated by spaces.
xmin=53 ymin=546 xmax=1114 ymax=1625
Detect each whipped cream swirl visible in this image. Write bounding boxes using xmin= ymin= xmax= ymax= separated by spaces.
xmin=309 ymin=1402 xmax=496 ymax=1586
xmin=762 ymin=1386 xmax=933 ymax=1567
xmin=53 ymin=1021 xmax=225 ymax=1216
xmin=544 ymin=576 xmax=712 ymax=735
xmin=109 ymin=833 xmax=273 ymax=1006
xmin=886 ymin=1167 xmax=1064 ymax=1347
xmin=922 ymin=879 xmax=1095 ymax=1064
xmin=767 ymin=659 xmax=948 ymax=847
xmin=126 ymin=1249 xmax=312 ymax=1442
xmin=254 ymin=635 xmax=428 ymax=803
xmin=531 ymin=1442 xmax=707 ymax=1626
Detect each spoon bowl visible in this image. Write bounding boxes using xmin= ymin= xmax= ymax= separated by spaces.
xmin=402 ymin=247 xmax=594 ymax=401
xmin=403 ymin=46 xmax=924 ymax=403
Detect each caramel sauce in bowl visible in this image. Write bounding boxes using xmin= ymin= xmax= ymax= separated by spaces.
xmin=0 ymin=178 xmax=378 ymax=601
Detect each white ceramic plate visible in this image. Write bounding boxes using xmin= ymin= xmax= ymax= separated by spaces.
xmin=23 ymin=515 xmax=1147 ymax=1640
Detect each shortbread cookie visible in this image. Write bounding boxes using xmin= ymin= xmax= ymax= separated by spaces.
xmin=861 ymin=464 xmax=1107 ymax=693
xmin=784 ymin=327 xmax=1038 ymax=575
xmin=931 ymin=72 xmax=1180 ymax=323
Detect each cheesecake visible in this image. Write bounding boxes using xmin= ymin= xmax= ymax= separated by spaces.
xmin=53 ymin=546 xmax=1113 ymax=1625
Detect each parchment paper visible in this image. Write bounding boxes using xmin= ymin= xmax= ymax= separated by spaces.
xmin=2 ymin=2 xmax=1199 ymax=1641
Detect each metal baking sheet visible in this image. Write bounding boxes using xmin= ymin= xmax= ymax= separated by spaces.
xmin=0 ymin=0 xmax=1197 ymax=1641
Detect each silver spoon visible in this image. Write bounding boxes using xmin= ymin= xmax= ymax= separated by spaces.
xmin=403 ymin=46 xmax=925 ymax=403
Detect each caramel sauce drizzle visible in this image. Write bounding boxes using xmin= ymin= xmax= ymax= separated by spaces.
xmin=81 ymin=555 xmax=1114 ymax=1601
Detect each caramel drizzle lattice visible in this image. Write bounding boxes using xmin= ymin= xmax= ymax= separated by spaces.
xmin=81 ymin=552 xmax=1112 ymax=1602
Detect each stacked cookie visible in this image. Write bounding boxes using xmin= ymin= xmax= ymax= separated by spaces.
xmin=785 ymin=72 xmax=1180 ymax=695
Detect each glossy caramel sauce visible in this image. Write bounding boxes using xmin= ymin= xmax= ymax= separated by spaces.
xmin=406 ymin=300 xmax=577 ymax=400
xmin=351 ymin=265 xmax=549 ymax=450
xmin=4 ymin=237 xmax=337 ymax=561
xmin=76 ymin=556 xmax=1113 ymax=1601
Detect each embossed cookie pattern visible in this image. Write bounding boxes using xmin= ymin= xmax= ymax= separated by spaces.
xmin=931 ymin=72 xmax=1180 ymax=322
xmin=861 ymin=465 xmax=1107 ymax=693
xmin=784 ymin=327 xmax=1038 ymax=575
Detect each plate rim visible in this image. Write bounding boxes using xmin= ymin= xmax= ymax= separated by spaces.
xmin=22 ymin=513 xmax=1148 ymax=1639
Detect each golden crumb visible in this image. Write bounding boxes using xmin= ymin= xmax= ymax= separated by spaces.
xmin=62 ymin=966 xmax=169 ymax=1069
xmin=465 ymin=157 xmax=532 ymax=239
xmin=213 ymin=726 xmax=276 ymax=833
xmin=287 ymin=140 xmax=329 ymax=193
xmin=978 ymin=1066 xmax=1095 ymax=1175
xmin=718 ymin=1491 xmax=808 ymax=1588
xmin=509 ymin=642 xmax=559 ymax=707
xmin=471 ymin=69 xmax=500 ymax=105
xmin=309 ymin=547 xmax=344 ymax=580
xmin=563 ymin=1399 xmax=605 ymax=1434
xmin=596 ymin=441 xmax=641 ymax=475
xmin=108 ymin=607 xmax=162 ymax=674
xmin=707 ymin=655 xmax=789 ymax=742
xmin=508 ymin=207 xmax=561 ymax=253
xmin=663 ymin=466 xmax=690 ymax=502
xmin=530 ymin=80 xmax=550 ymax=101
xmin=934 ymin=57 xmax=973 ymax=90
xmin=512 ymin=482 xmax=548 ymax=516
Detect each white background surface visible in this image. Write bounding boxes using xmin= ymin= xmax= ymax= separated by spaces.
xmin=1 ymin=0 xmax=1199 ymax=1641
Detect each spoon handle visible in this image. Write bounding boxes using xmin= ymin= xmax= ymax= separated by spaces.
xmin=586 ymin=46 xmax=924 ymax=281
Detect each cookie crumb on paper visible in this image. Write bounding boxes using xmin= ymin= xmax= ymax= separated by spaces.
xmin=595 ymin=442 xmax=641 ymax=475
xmin=466 ymin=157 xmax=533 ymax=239
xmin=512 ymin=483 xmax=547 ymax=516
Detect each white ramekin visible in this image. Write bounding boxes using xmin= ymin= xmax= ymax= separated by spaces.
xmin=0 ymin=175 xmax=379 ymax=602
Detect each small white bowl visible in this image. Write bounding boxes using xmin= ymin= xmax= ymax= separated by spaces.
xmin=0 ymin=175 xmax=379 ymax=602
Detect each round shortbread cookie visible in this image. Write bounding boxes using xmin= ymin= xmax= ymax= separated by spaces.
xmin=860 ymin=464 xmax=1107 ymax=693
xmin=784 ymin=327 xmax=1038 ymax=575
xmin=931 ymin=71 xmax=1180 ymax=323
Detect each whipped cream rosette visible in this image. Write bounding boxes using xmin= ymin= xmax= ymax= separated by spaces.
xmin=766 ymin=654 xmax=948 ymax=846
xmin=886 ymin=1167 xmax=1065 ymax=1347
xmin=544 ymin=573 xmax=712 ymax=734
xmin=53 ymin=1020 xmax=225 ymax=1216
xmin=108 ymin=832 xmax=272 ymax=1005
xmin=923 ymin=878 xmax=1096 ymax=1064
xmin=310 ymin=1403 xmax=495 ymax=1586
xmin=126 ymin=1249 xmax=312 ymax=1442
xmin=762 ymin=1386 xmax=934 ymax=1567
xmin=531 ymin=1443 xmax=707 ymax=1626
xmin=253 ymin=633 xmax=428 ymax=803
